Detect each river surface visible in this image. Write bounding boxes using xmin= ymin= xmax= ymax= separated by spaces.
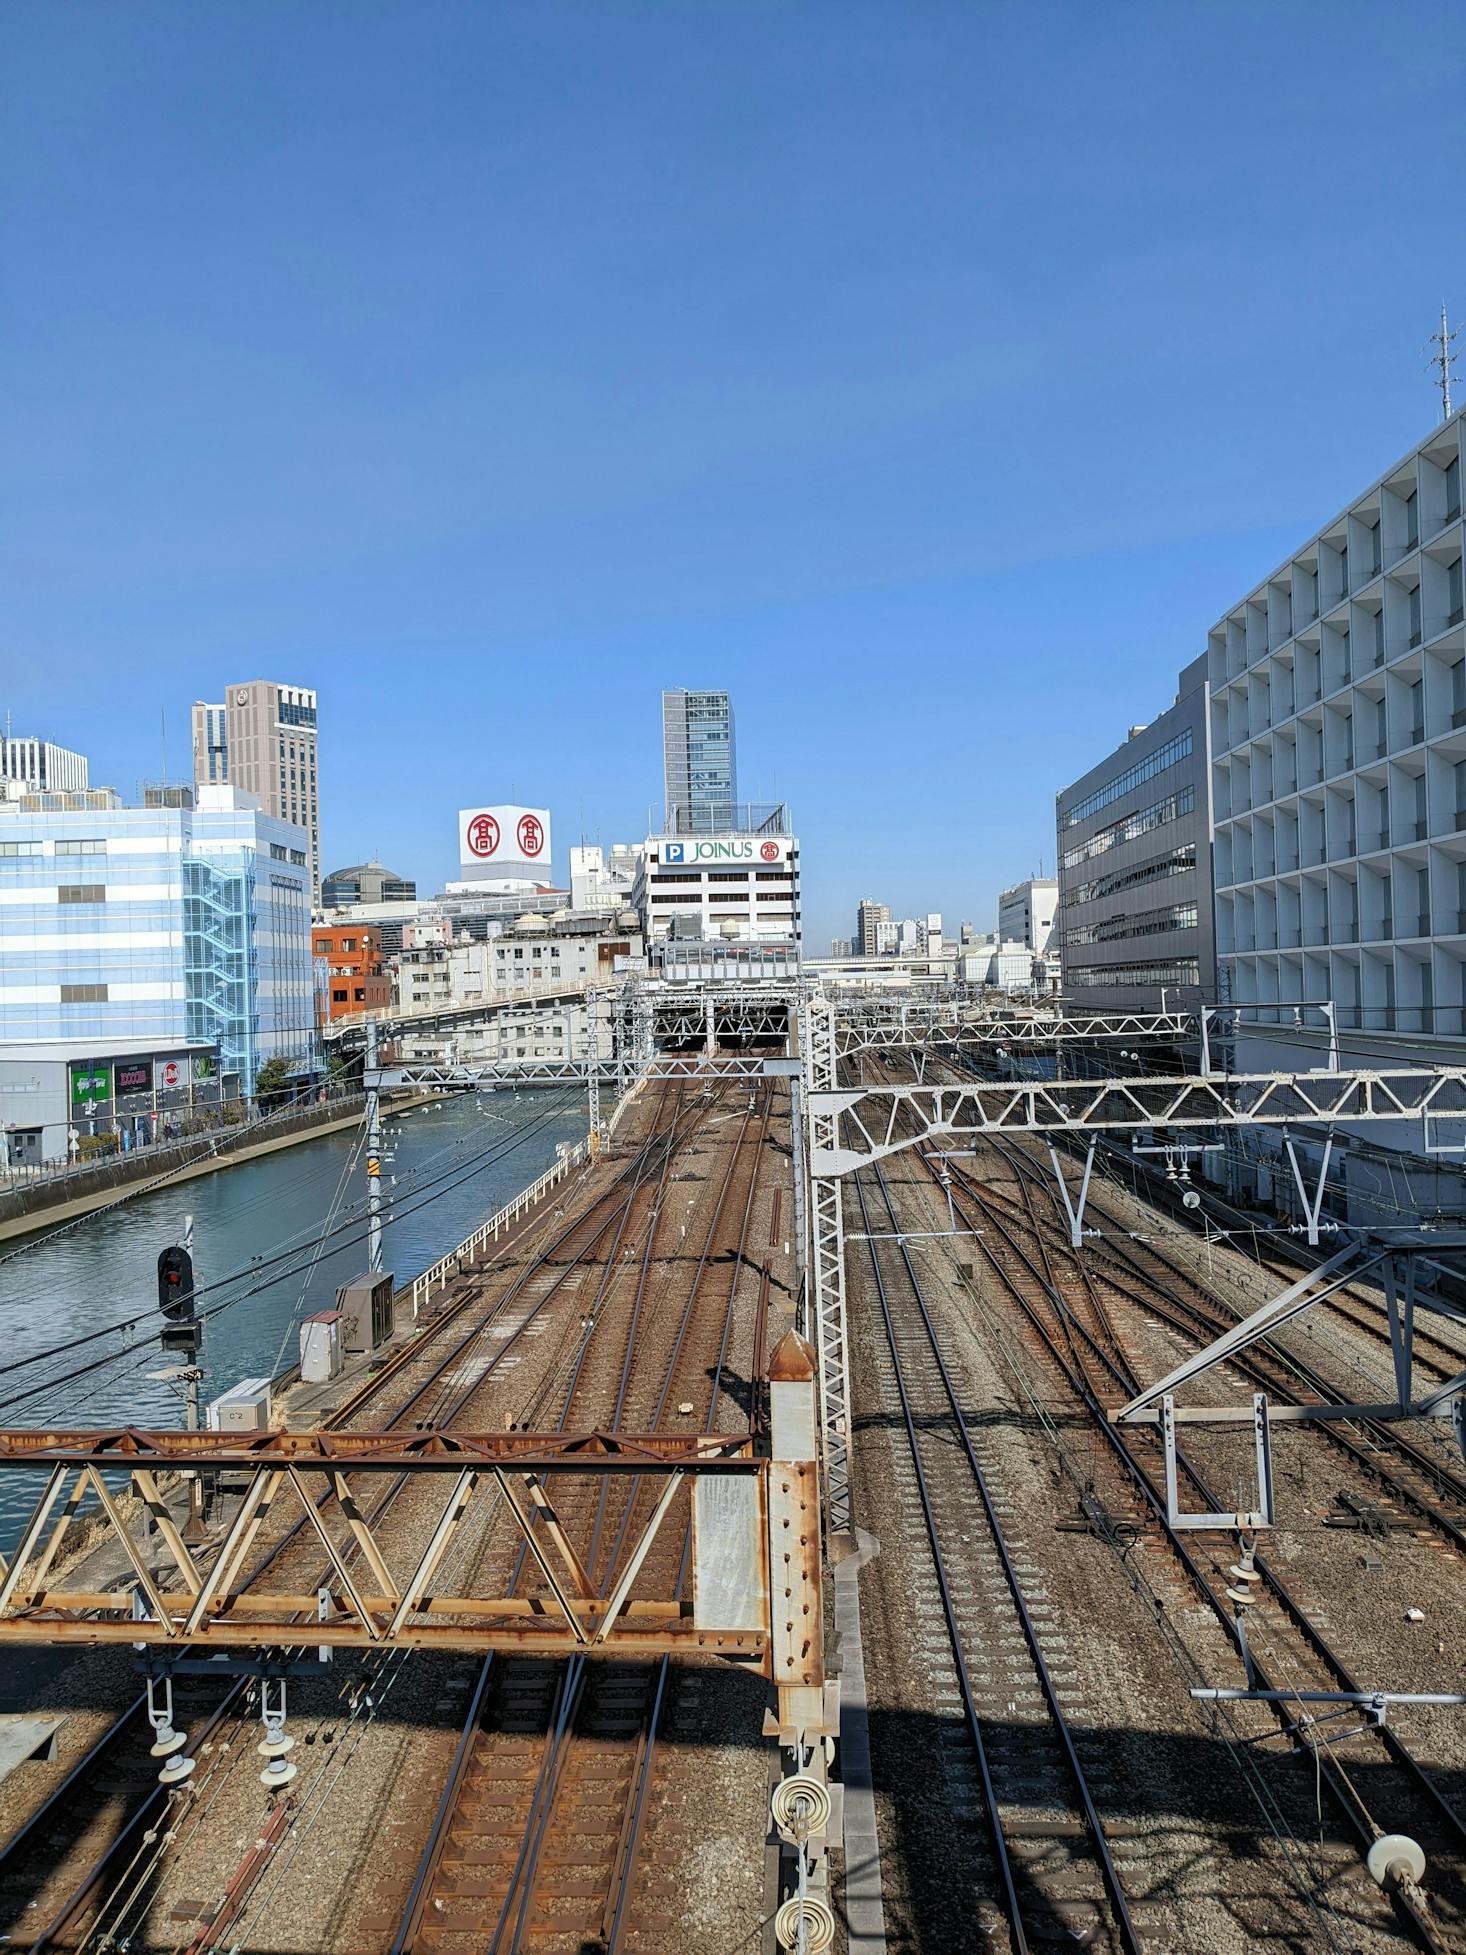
xmin=0 ymin=1087 xmax=589 ymax=1545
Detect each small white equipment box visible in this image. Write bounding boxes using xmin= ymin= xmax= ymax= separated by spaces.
xmin=299 ymin=1310 xmax=344 ymax=1385
xmin=206 ymin=1377 xmax=273 ymax=1434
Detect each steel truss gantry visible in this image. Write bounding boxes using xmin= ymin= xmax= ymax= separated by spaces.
xmin=801 ymin=992 xmax=853 ymax=1535
xmin=832 ymin=1004 xmax=1194 ymax=1055
xmin=801 ymin=1049 xmax=1466 ymax=1539
xmin=807 ymin=1068 xmax=1466 ymax=1178
xmin=0 ymin=1424 xmax=818 ymax=1668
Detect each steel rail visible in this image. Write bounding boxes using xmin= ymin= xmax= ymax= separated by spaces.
xmin=940 ymin=1048 xmax=1466 ymax=1402
xmin=493 ymin=1085 xmax=702 ymax=1955
xmin=940 ymin=1144 xmax=1465 ymax=1954
xmin=972 ymin=1145 xmax=1466 ymax=1852
xmin=390 ymin=1078 xmax=707 ymax=1955
xmin=499 ymin=1084 xmax=772 ymax=1955
xmin=973 ymin=1143 xmax=1466 ymax=1553
xmin=178 ymin=1080 xmax=695 ymax=1955
xmin=853 ymin=1162 xmax=1144 ymax=1955
xmin=604 ymin=1087 xmax=775 ymax=1955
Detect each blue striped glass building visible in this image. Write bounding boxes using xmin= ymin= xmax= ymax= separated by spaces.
xmin=0 ymin=787 xmax=315 ymax=1093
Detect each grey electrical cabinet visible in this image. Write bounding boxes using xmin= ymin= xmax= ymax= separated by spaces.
xmin=335 ymin=1272 xmax=395 ymax=1355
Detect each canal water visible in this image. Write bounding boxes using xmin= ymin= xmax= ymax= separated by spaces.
xmin=0 ymin=1088 xmax=589 ymax=1545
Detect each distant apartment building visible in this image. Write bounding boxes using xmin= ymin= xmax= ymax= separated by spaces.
xmin=321 ymin=861 xmax=416 ymax=910
xmin=855 ymin=898 xmax=890 ymax=956
xmin=192 ymin=682 xmax=320 ymax=899
xmin=1 ymin=736 xmax=89 ymax=798
xmin=569 ymin=843 xmax=641 ymax=914
xmin=662 ymin=689 xmax=737 ymax=835
xmin=998 ymin=877 xmax=1058 ymax=954
xmin=958 ymin=936 xmax=1035 ymax=991
xmin=1055 ymin=657 xmax=1215 ymax=1013
xmin=312 ymin=923 xmax=392 ymax=1022
xmin=0 ymin=785 xmax=314 ymax=1105
xmin=830 ymin=937 xmax=853 ymax=958
xmin=389 ymin=917 xmax=640 ymax=1069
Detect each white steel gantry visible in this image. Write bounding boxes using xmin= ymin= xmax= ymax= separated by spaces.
xmin=800 ymin=991 xmax=854 ymax=1536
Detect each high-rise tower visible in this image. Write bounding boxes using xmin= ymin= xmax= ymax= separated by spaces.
xmin=661 ymin=689 xmax=737 ymax=836
xmin=192 ymin=682 xmax=320 ymax=899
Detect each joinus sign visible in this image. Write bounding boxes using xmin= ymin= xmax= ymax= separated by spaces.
xmin=661 ymin=838 xmax=791 ymax=866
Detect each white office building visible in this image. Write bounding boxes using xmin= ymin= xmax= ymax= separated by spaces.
xmin=634 ymin=823 xmax=801 ymax=948
xmin=2 ymin=737 xmax=89 ymax=798
xmin=569 ymin=843 xmax=641 ymax=913
xmin=393 ymin=916 xmax=642 ymax=1017
xmin=998 ymin=877 xmax=1058 ymax=955
xmin=1208 ymin=406 xmax=1466 ymax=1218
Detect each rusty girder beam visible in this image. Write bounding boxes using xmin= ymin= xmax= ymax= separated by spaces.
xmin=0 ymin=1433 xmax=783 ymax=1662
xmin=0 ymin=1617 xmax=766 ymax=1656
xmin=0 ymin=1428 xmax=758 ymax=1471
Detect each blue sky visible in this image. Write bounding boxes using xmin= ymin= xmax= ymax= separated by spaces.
xmin=3 ymin=4 xmax=1464 ymax=946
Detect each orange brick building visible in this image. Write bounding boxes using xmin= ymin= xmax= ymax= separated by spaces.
xmin=312 ymin=923 xmax=392 ymax=1022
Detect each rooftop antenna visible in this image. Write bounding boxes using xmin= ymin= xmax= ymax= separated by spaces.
xmin=1427 ymin=302 xmax=1460 ymax=422
xmin=160 ymin=708 xmax=168 ymax=785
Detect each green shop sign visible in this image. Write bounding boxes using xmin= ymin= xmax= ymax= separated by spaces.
xmin=192 ymin=1054 xmax=215 ymax=1082
xmin=70 ymin=1065 xmax=110 ymax=1107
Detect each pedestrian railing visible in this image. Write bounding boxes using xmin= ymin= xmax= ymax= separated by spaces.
xmin=0 ymin=1091 xmax=366 ymax=1204
xmin=407 ymin=1137 xmax=591 ymax=1315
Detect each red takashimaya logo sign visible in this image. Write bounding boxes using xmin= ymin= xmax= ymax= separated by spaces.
xmin=466 ymin=813 xmax=501 ymax=858
xmin=760 ymin=841 xmax=780 ymax=861
xmin=459 ymin=805 xmax=552 ymax=869
xmin=517 ymin=813 xmax=545 ymax=858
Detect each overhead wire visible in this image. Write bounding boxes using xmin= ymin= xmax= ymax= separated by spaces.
xmin=0 ymin=1091 xmax=581 ymax=1387
xmin=0 ymin=1093 xmax=584 ymax=1419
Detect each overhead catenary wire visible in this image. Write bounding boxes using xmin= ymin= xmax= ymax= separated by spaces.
xmin=0 ymin=1090 xmax=581 ymax=1389
xmin=0 ymin=1093 xmax=584 ymax=1418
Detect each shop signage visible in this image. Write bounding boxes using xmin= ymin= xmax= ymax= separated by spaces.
xmin=661 ymin=838 xmax=791 ymax=866
xmin=70 ymin=1065 xmax=110 ymax=1108
xmin=115 ymin=1061 xmax=153 ymax=1096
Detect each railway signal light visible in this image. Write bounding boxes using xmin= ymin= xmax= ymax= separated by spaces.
xmin=158 ymin=1245 xmax=199 ymax=1354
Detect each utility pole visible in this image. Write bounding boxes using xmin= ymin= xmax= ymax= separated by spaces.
xmin=1428 ymin=302 xmax=1459 ymax=422
xmin=365 ymin=1016 xmax=383 ymax=1274
xmin=178 ymin=1214 xmax=203 ymax=1543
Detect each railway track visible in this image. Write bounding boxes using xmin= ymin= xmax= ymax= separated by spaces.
xmin=851 ymin=1157 xmax=1147 ymax=1954
xmin=0 ymin=1082 xmax=703 ymax=1952
xmin=392 ymin=1082 xmax=775 ymax=1955
xmin=969 ymin=1138 xmax=1466 ymax=1555
xmin=931 ymin=1135 xmax=1466 ymax=1952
